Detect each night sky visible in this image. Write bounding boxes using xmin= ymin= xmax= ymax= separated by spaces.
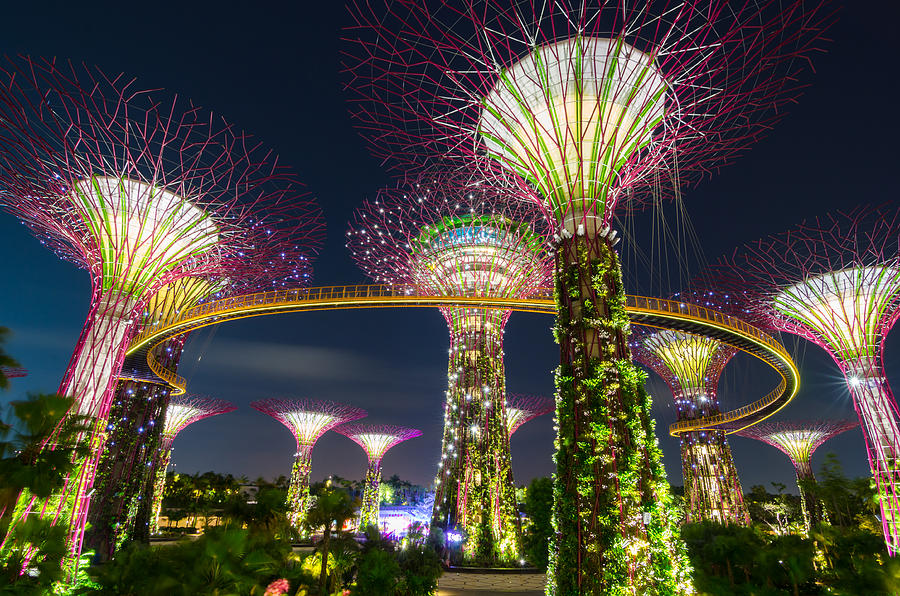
xmin=0 ymin=1 xmax=897 ymax=494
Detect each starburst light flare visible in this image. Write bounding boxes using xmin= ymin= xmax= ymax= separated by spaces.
xmin=335 ymin=424 xmax=422 ymax=530
xmin=710 ymin=205 xmax=900 ymax=554
xmin=250 ymin=399 xmax=367 ymax=530
xmin=736 ymin=420 xmax=858 ymax=530
xmin=0 ymin=56 xmax=323 ymax=568
xmin=347 ymin=169 xmax=552 ymax=563
xmin=632 ymin=327 xmax=748 ymax=525
xmin=345 ymin=2 xmax=831 ymax=591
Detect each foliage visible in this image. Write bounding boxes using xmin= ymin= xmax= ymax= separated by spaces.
xmin=0 ymin=393 xmax=94 ymax=593
xmin=0 ymin=394 xmax=93 ymax=530
xmin=396 ymin=543 xmax=442 ymax=596
xmin=744 ymin=483 xmax=803 ymax=535
xmin=683 ymin=520 xmax=900 ymax=595
xmin=352 ymin=548 xmax=399 ymax=595
xmin=815 ymin=453 xmax=879 ymax=530
xmin=74 ymin=527 xmax=315 ymax=596
xmin=0 ymin=516 xmax=69 ymax=595
xmin=522 ymin=476 xmax=553 ymax=570
xmin=304 ymin=488 xmax=358 ymax=593
xmin=381 ymin=475 xmax=429 ymax=506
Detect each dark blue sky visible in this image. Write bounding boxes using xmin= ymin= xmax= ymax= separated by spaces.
xmin=0 ymin=1 xmax=897 ymax=492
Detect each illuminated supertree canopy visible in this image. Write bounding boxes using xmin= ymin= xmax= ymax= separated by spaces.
xmin=88 ymin=242 xmax=319 ymax=560
xmin=335 ymin=424 xmax=422 ymax=531
xmin=709 ymin=205 xmax=900 ymax=553
xmin=505 ymin=394 xmax=553 ymax=438
xmin=736 ymin=420 xmax=858 ymax=530
xmin=345 ymin=1 xmax=830 ymax=591
xmin=148 ymin=395 xmax=236 ymax=535
xmin=347 ymin=170 xmax=552 ymax=564
xmin=0 ymin=56 xmax=324 ymax=568
xmin=632 ymin=327 xmax=748 ymax=525
xmin=250 ymin=399 xmax=367 ymax=531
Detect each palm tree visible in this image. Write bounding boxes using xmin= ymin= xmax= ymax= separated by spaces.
xmin=0 ymin=327 xmax=20 ymax=390
xmin=304 ymin=488 xmax=358 ymax=593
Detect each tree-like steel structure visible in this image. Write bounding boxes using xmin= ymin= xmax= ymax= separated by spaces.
xmin=347 ymin=172 xmax=552 ymax=563
xmin=736 ymin=420 xmax=858 ymax=530
xmin=148 ymin=395 xmax=236 ymax=534
xmin=344 ymin=1 xmax=830 ymax=590
xmin=88 ymin=246 xmax=318 ymax=559
xmin=710 ymin=205 xmax=900 ymax=554
xmin=632 ymin=328 xmax=748 ymax=525
xmin=335 ymin=424 xmax=422 ymax=530
xmin=0 ymin=56 xmax=323 ymax=569
xmin=505 ymin=394 xmax=553 ymax=438
xmin=250 ymin=399 xmax=367 ymax=531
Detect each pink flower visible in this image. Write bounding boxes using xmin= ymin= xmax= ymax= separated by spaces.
xmin=264 ymin=578 xmax=291 ymax=596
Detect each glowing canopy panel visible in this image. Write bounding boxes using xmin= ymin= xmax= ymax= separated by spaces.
xmin=73 ymin=176 xmax=220 ymax=298
xmin=250 ymin=398 xmax=367 ymax=450
xmin=773 ymin=266 xmax=900 ymax=362
xmin=737 ymin=420 xmax=858 ymax=469
xmin=411 ymin=215 xmax=545 ymax=299
xmin=642 ymin=330 xmax=726 ymax=392
xmin=336 ymin=424 xmax=423 ymax=462
xmin=479 ymin=36 xmax=667 ymax=218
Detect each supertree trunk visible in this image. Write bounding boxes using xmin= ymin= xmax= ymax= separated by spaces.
xmin=85 ymin=337 xmax=184 ymax=558
xmin=8 ymin=293 xmax=140 ymax=564
xmin=549 ymin=227 xmax=690 ymax=595
xmin=680 ymin=429 xmax=748 ymax=525
xmin=842 ymin=356 xmax=900 ymax=553
xmin=360 ymin=459 xmax=383 ymax=530
xmin=288 ymin=446 xmax=314 ymax=532
xmin=149 ymin=442 xmax=175 ymax=536
xmin=432 ymin=306 xmax=520 ymax=564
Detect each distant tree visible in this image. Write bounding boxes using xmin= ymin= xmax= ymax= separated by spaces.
xmin=522 ymin=477 xmax=553 ymax=569
xmin=817 ymin=452 xmax=879 ymax=530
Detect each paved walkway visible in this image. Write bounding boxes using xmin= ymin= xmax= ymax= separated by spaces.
xmin=437 ymin=571 xmax=545 ymax=594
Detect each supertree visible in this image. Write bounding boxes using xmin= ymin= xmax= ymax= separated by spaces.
xmin=344 ymin=1 xmax=830 ymax=591
xmin=334 ymin=424 xmax=422 ymax=530
xmin=505 ymin=394 xmax=554 ymax=438
xmin=709 ymin=205 xmax=900 ymax=553
xmin=735 ymin=420 xmax=858 ymax=530
xmin=0 ymin=56 xmax=323 ymax=569
xmin=250 ymin=399 xmax=367 ymax=530
xmin=347 ymin=171 xmax=552 ymax=563
xmin=148 ymin=395 xmax=236 ymax=535
xmin=87 ymin=246 xmax=317 ymax=559
xmin=631 ymin=327 xmax=749 ymax=525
